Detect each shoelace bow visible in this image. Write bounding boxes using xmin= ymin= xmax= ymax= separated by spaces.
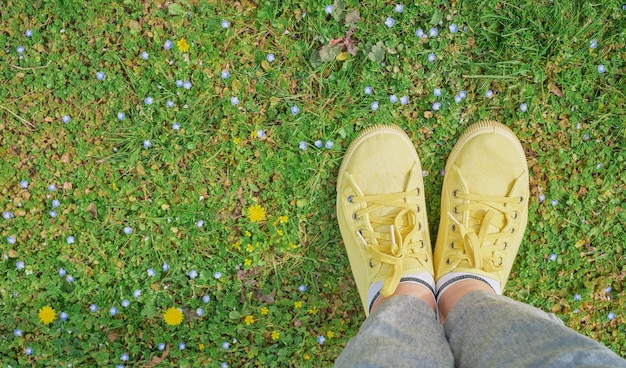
xmin=351 ymin=189 xmax=428 ymax=297
xmin=446 ymin=191 xmax=522 ymax=272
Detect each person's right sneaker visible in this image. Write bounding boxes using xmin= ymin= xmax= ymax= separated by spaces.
xmin=434 ymin=120 xmax=529 ymax=300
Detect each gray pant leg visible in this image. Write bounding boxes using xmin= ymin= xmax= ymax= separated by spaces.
xmin=445 ymin=291 xmax=626 ymax=368
xmin=335 ymin=295 xmax=454 ymax=368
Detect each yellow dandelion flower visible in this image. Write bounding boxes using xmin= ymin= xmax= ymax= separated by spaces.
xmin=327 ymin=330 xmax=334 ymax=338
xmin=278 ymin=215 xmax=288 ymax=223
xmin=247 ymin=204 xmax=266 ymax=223
xmin=244 ymin=315 xmax=255 ymax=325
xmin=176 ymin=38 xmax=190 ymax=52
xmin=304 ymin=354 xmax=311 ymax=360
xmin=260 ymin=307 xmax=268 ymax=315
xmin=244 ymin=259 xmax=252 ymax=266
xmin=163 ymin=307 xmax=184 ymax=326
xmin=294 ymin=301 xmax=302 ymax=309
xmin=38 ymin=305 xmax=56 ymax=325
xmin=271 ymin=330 xmax=280 ymax=340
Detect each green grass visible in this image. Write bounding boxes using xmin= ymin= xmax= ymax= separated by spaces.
xmin=1 ymin=0 xmax=625 ymax=365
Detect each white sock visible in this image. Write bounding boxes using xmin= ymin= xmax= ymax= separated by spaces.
xmin=435 ymin=272 xmax=501 ymax=304
xmin=367 ymin=272 xmax=435 ymax=313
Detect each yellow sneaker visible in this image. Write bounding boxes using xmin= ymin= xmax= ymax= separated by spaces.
xmin=434 ymin=120 xmax=529 ymax=299
xmin=337 ymin=125 xmax=434 ymax=316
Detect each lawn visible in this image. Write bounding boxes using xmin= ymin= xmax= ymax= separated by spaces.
xmin=1 ymin=0 xmax=625 ymax=366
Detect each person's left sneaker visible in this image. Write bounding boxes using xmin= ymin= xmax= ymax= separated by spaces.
xmin=336 ymin=125 xmax=435 ymax=317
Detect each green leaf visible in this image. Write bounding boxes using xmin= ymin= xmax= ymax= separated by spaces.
xmin=430 ymin=10 xmax=443 ymax=25
xmin=368 ymin=42 xmax=386 ymax=63
xmin=319 ymin=44 xmax=342 ymax=63
xmin=168 ymin=3 xmax=186 ymax=16
xmin=141 ymin=298 xmax=156 ymax=319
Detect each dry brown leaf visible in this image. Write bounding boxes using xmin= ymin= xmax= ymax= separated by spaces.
xmin=87 ymin=202 xmax=98 ymax=219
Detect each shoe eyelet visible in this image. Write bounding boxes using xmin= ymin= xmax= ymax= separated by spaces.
xmin=446 ymin=258 xmax=451 ymax=265
xmin=510 ymin=228 xmax=515 ymax=234
xmin=352 ymin=212 xmax=359 ymax=220
xmin=453 ymin=189 xmax=459 ymax=198
xmin=424 ymin=254 xmax=429 ymax=262
xmin=513 ymin=211 xmax=519 ymax=219
xmin=450 ymin=242 xmax=455 ymax=249
xmin=451 ymin=224 xmax=457 ymax=232
xmin=498 ymin=257 xmax=503 ymax=266
xmin=416 ymin=187 xmax=420 ymax=196
xmin=369 ymin=259 xmax=374 ymax=268
xmin=419 ymin=240 xmax=425 ymax=249
xmin=518 ymin=196 xmax=524 ymax=204
xmin=503 ymin=242 xmax=508 ymax=250
xmin=416 ymin=204 xmax=420 ymax=213
xmin=418 ymin=222 xmax=423 ymax=231
xmin=453 ymin=206 xmax=459 ymax=214
xmin=347 ymin=195 xmax=354 ymax=203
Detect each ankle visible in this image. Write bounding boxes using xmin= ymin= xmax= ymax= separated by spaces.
xmin=370 ymin=283 xmax=436 ymax=314
xmin=437 ymin=279 xmax=495 ymax=322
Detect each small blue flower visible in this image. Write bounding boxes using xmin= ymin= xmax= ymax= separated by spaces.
xmin=221 ymin=70 xmax=230 ymax=79
xmin=20 ymin=180 xmax=29 ymax=188
xmin=221 ymin=19 xmax=230 ymax=28
xmin=290 ymin=105 xmax=300 ymax=115
xmin=324 ymin=5 xmax=333 ymax=14
xmin=59 ymin=268 xmax=66 ymax=277
xmin=589 ymin=39 xmax=597 ymax=49
xmin=133 ymin=289 xmax=141 ymax=298
xmin=385 ymin=17 xmax=396 ymax=28
xmin=141 ymin=51 xmax=149 ymax=60
xmin=429 ymin=27 xmax=438 ymax=37
xmin=188 ymin=270 xmax=198 ymax=279
xmin=143 ymin=140 xmax=151 ymax=149
xmin=395 ymin=4 xmax=404 ymax=13
xmin=439 ymin=169 xmax=445 ymax=176
xmin=3 ymin=211 xmax=13 ymax=219
xmin=183 ymin=80 xmax=192 ymax=89
xmin=172 ymin=122 xmax=180 ymax=130
xmin=202 ymin=295 xmax=211 ymax=303
xmin=596 ymin=162 xmax=603 ymax=170
xmin=14 ymin=329 xmax=23 ymax=337
xmin=364 ymin=86 xmax=373 ymax=94
xmin=166 ymin=100 xmax=174 ymax=107
xmin=415 ymin=28 xmax=425 ymax=38
xmin=158 ymin=343 xmax=165 ymax=351
xmin=121 ymin=353 xmax=129 ymax=361
xmin=147 ymin=268 xmax=156 ymax=277
xmin=110 ymin=307 xmax=119 ymax=316
xmin=196 ymin=220 xmax=204 ymax=228
xmin=520 ymin=103 xmax=528 ymax=112
xmin=230 ymin=96 xmax=239 ymax=106
xmin=214 ymin=271 xmax=222 ymax=279
xmin=314 ymin=140 xmax=323 ymax=148
xmin=66 ymin=275 xmax=74 ymax=283
xmin=325 ymin=140 xmax=334 ymax=149
xmin=299 ymin=284 xmax=307 ymax=292
xmin=549 ymin=253 xmax=557 ymax=261
xmin=389 ymin=94 xmax=398 ymax=103
xmin=178 ymin=342 xmax=186 ymax=350
xmin=162 ymin=262 xmax=169 ymax=272
xmin=117 ymin=365 xmax=124 ymax=368
xmin=485 ymin=90 xmax=493 ymax=98
xmin=427 ymin=53 xmax=436 ymax=62
xmin=96 ymin=71 xmax=105 ymax=80
xmin=433 ymin=88 xmax=441 ymax=97
xmin=121 ymin=299 xmax=130 ymax=307
xmin=16 ymin=46 xmax=25 ymax=53
xmin=66 ymin=236 xmax=75 ymax=244
xmin=90 ymin=304 xmax=98 ymax=313
xmin=449 ymin=24 xmax=458 ymax=33
xmin=52 ymin=199 xmax=60 ymax=208
xmin=574 ymin=294 xmax=581 ymax=301
xmin=49 ymin=210 xmax=57 ymax=218
xmin=266 ymin=53 xmax=275 ymax=63
xmin=299 ymin=141 xmax=308 ymax=150
xmin=538 ymin=194 xmax=546 ymax=203
xmin=371 ymin=101 xmax=379 ymax=111
xmin=400 ymin=96 xmax=409 ymax=105
xmin=222 ymin=342 xmax=230 ymax=350
xmin=196 ymin=308 xmax=204 ymax=316
xmin=16 ymin=261 xmax=25 ymax=270
xmin=164 ymin=40 xmax=173 ymax=50
xmin=454 ymin=95 xmax=462 ymax=103
xmin=317 ymin=335 xmax=326 ymax=345
xmin=8 ymin=235 xmax=16 ymax=244
xmin=257 ymin=130 xmax=266 ymax=139
xmin=550 ymin=199 xmax=558 ymax=206
xmin=432 ymin=102 xmax=441 ymax=111
xmin=124 ymin=226 xmax=133 ymax=235
xmin=117 ymin=112 xmax=125 ymax=121
xmin=62 ymin=115 xmax=71 ymax=124
xmin=25 ymin=29 xmax=33 ymax=37
xmin=604 ymin=287 xmax=612 ymax=293
xmin=25 ymin=347 xmax=33 ymax=355
xmin=221 ymin=363 xmax=229 ymax=368
xmin=175 ymin=80 xmax=184 ymax=88
xmin=608 ymin=312 xmax=616 ymax=320
xmin=583 ymin=133 xmax=590 ymax=141
xmin=48 ymin=184 xmax=57 ymax=192
xmin=144 ymin=96 xmax=153 ymax=105
xmin=459 ymin=90 xmax=467 ymax=99
xmin=60 ymin=311 xmax=68 ymax=320
xmin=597 ymin=64 xmax=605 ymax=73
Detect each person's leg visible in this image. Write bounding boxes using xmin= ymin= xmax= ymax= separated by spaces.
xmin=442 ymin=289 xmax=626 ymax=367
xmin=335 ymin=125 xmax=453 ymax=367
